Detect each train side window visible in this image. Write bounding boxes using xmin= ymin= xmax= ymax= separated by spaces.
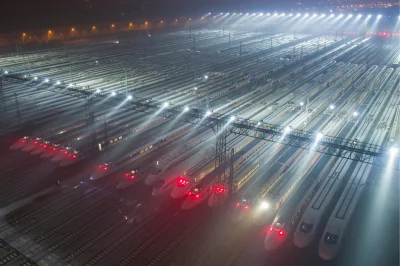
xmin=299 ymin=222 xmax=313 ymax=233
xmin=324 ymin=232 xmax=339 ymax=245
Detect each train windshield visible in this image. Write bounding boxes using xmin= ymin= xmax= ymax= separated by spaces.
xmin=274 ymin=222 xmax=284 ymax=230
xmin=240 ymin=198 xmax=250 ymax=205
xmin=192 ymin=184 xmax=203 ymax=193
xmin=299 ymin=222 xmax=313 ymax=233
xmin=324 ymin=232 xmax=339 ymax=245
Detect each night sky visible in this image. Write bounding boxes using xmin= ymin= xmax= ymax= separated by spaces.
xmin=0 ymin=0 xmax=304 ymax=34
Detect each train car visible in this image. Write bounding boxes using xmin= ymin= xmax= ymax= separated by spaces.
xmin=21 ymin=137 xmax=43 ymax=152
xmin=116 ymin=169 xmax=140 ymax=189
xmin=91 ymin=124 xmax=194 ymax=180
xmin=9 ymin=136 xmax=31 ymax=150
xmin=171 ymin=136 xmax=253 ymax=200
xmin=52 ymin=146 xmax=73 ymax=162
xmin=181 ymin=183 xmax=214 ymax=210
xmin=319 ymin=77 xmax=399 ymax=259
xmin=318 ymin=163 xmax=372 ymax=260
xmin=40 ymin=143 xmax=61 ymax=158
xmin=293 ymin=157 xmax=351 ymax=248
xmin=144 ymin=130 xmax=212 ymax=186
xmin=264 ymin=149 xmax=329 ymax=251
xmin=151 ymin=145 xmax=215 ymax=197
xmin=59 ymin=149 xmax=88 ymax=166
xmin=31 ymin=140 xmax=52 ymax=155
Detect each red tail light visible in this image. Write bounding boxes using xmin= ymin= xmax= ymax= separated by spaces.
xmin=244 ymin=205 xmax=249 ymax=210
xmin=269 ymin=226 xmax=274 ymax=232
xmin=188 ymin=191 xmax=192 ymax=196
xmin=236 ymin=202 xmax=240 ymax=207
xmin=99 ymin=165 xmax=108 ymax=171
xmin=177 ymin=177 xmax=189 ymax=187
xmin=52 ymin=148 xmax=57 ymax=151
xmin=195 ymin=194 xmax=200 ymax=199
xmin=125 ymin=173 xmax=135 ymax=180
xmin=72 ymin=155 xmax=76 ymax=159
xmin=278 ymin=230 xmax=284 ymax=236
xmin=214 ymin=185 xmax=225 ymax=195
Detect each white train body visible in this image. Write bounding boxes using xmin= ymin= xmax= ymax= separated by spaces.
xmin=293 ymin=157 xmax=351 ymax=248
xmin=144 ymin=130 xmax=212 ymax=186
xmin=21 ymin=138 xmax=42 ymax=152
xmin=9 ymin=136 xmax=31 ymax=150
xmin=318 ymin=67 xmax=398 ymax=260
xmin=151 ymin=146 xmax=214 ymax=197
xmin=91 ymin=124 xmax=194 ymax=180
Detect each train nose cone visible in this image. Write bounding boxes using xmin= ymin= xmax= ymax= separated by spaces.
xmin=22 ymin=144 xmax=35 ymax=152
xmin=152 ymin=188 xmax=159 ymax=196
xmin=52 ymin=154 xmax=64 ymax=162
xmin=170 ymin=187 xmax=188 ymax=199
xmin=144 ymin=174 xmax=158 ymax=185
xmin=40 ymin=152 xmax=54 ymax=159
xmin=90 ymin=171 xmax=104 ymax=180
xmin=31 ymin=148 xmax=44 ymax=155
xmin=293 ymin=231 xmax=313 ymax=248
xmin=318 ymin=242 xmax=339 ymax=261
xmin=10 ymin=142 xmax=24 ymax=150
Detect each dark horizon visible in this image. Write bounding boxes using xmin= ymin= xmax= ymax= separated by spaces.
xmin=0 ymin=0 xmax=334 ymax=34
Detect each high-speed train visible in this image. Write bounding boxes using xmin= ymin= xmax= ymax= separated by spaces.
xmin=208 ymin=138 xmax=270 ymax=209
xmin=9 ymin=136 xmax=31 ymax=150
xmin=293 ymin=157 xmax=351 ymax=248
xmin=91 ymin=124 xmax=194 ymax=180
xmin=151 ymin=144 xmax=215 ymax=197
xmin=264 ymin=156 xmax=324 ymax=251
xmin=21 ymin=137 xmax=43 ymax=152
xmin=40 ymin=143 xmax=61 ymax=158
xmin=144 ymin=130 xmax=213 ymax=186
xmin=116 ymin=169 xmax=140 ymax=189
xmin=181 ymin=183 xmax=215 ymax=210
xmin=229 ymin=143 xmax=294 ymax=222
xmin=173 ymin=135 xmax=257 ymax=201
xmin=318 ymin=71 xmax=399 ymax=260
xmin=30 ymin=140 xmax=52 ymax=155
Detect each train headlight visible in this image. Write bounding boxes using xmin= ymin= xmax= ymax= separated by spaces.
xmin=259 ymin=201 xmax=270 ymax=211
xmin=389 ymin=147 xmax=398 ymax=156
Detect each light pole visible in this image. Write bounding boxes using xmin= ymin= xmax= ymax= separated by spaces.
xmin=69 ymin=58 xmax=74 ymax=85
xmin=125 ymin=69 xmax=129 ymax=96
xmin=205 ymin=75 xmax=209 ymax=108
